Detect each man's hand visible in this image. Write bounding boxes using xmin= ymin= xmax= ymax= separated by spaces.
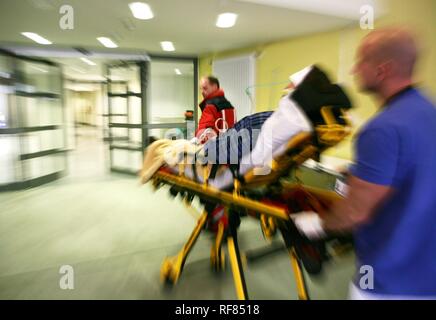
xmin=190 ymin=137 xmax=199 ymax=145
xmin=290 ymin=211 xmax=326 ymax=240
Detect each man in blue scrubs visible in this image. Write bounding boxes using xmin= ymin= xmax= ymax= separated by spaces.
xmin=292 ymin=27 xmax=436 ymax=299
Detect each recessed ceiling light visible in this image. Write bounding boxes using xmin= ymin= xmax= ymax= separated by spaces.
xmin=21 ymin=32 xmax=52 ymax=45
xmin=80 ymin=57 xmax=96 ymax=66
xmin=175 ymin=68 xmax=182 ymax=75
xmin=97 ymin=37 xmax=118 ymax=48
xmin=216 ymin=13 xmax=238 ymax=28
xmin=160 ymin=41 xmax=175 ymax=52
xmin=129 ymin=2 xmax=154 ymax=20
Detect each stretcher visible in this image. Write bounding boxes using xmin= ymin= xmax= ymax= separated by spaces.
xmin=148 ymin=106 xmax=353 ymax=300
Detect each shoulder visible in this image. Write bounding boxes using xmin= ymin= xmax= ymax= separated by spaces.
xmin=363 ymin=89 xmax=436 ymax=134
xmin=402 ymin=88 xmax=435 ymax=106
xmin=357 ymin=116 xmax=399 ymax=146
xmin=387 ymin=88 xmax=435 ymax=117
xmin=207 ymin=96 xmax=234 ymax=111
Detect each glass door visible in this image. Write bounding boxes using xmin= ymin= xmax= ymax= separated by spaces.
xmin=0 ymin=50 xmax=67 ymax=191
xmin=107 ymin=61 xmax=145 ymax=174
xmin=0 ymin=52 xmax=18 ymax=187
xmin=106 ymin=56 xmax=198 ymax=175
xmin=148 ymin=57 xmax=197 ymax=142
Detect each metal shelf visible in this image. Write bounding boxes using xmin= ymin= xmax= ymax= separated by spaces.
xmin=15 ymin=91 xmax=61 ymax=99
xmin=0 ymin=171 xmax=64 ymax=192
xmin=103 ymin=136 xmax=129 ymax=142
xmin=110 ymin=144 xmax=142 ymax=152
xmin=101 ymin=113 xmax=128 ymax=117
xmin=0 ymin=125 xmax=60 ymax=135
xmin=20 ymin=148 xmax=67 ymax=161
xmin=108 ymin=92 xmax=141 ymax=98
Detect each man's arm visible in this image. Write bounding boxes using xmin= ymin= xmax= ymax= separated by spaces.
xmin=292 ymin=176 xmax=394 ymax=239
xmin=323 ymin=127 xmax=400 ymax=233
xmin=323 ymin=175 xmax=394 ymax=232
xmin=292 ymin=126 xmax=400 ymax=239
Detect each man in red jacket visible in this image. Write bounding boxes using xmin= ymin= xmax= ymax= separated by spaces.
xmin=195 ymin=76 xmax=236 ymax=144
xmin=195 ymin=76 xmax=236 ymax=232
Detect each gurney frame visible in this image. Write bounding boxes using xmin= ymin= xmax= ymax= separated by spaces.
xmin=149 ymin=107 xmax=352 ymax=300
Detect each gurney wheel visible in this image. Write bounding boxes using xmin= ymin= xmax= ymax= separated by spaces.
xmin=169 ymin=186 xmax=179 ymax=198
xmin=211 ymin=250 xmax=225 ymax=273
xmin=186 ymin=193 xmax=195 ymax=204
xmin=160 ymin=258 xmax=178 ymax=286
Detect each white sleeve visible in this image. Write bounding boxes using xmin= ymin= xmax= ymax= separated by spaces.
xmin=239 ymin=94 xmax=312 ymax=175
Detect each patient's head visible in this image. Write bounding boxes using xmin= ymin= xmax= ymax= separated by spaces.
xmin=352 ymin=27 xmax=418 ymax=96
xmin=281 ymin=66 xmax=314 ymax=97
xmin=289 ymin=66 xmax=314 ymax=88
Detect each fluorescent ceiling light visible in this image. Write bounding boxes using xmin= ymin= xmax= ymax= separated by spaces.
xmin=69 ymin=66 xmax=86 ymax=74
xmin=216 ymin=13 xmax=238 ymax=28
xmin=174 ymin=68 xmax=182 ymax=75
xmin=21 ymin=32 xmax=52 ymax=45
xmin=80 ymin=58 xmax=96 ymax=66
xmin=97 ymin=37 xmax=118 ymax=48
xmin=0 ymin=71 xmax=11 ymax=79
xmin=109 ymin=75 xmax=125 ymax=81
xmin=129 ymin=2 xmax=154 ymax=20
xmin=30 ymin=65 xmax=48 ymax=73
xmin=160 ymin=41 xmax=175 ymax=52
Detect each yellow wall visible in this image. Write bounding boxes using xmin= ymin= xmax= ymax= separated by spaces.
xmin=199 ymin=0 xmax=436 ymax=162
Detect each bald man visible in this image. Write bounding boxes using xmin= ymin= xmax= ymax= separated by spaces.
xmin=292 ymin=27 xmax=436 ymax=299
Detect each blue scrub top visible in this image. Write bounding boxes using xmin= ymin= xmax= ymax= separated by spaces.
xmin=350 ymin=87 xmax=436 ymax=296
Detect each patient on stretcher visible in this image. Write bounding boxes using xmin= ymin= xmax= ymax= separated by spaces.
xmin=140 ymin=65 xmax=351 ymax=190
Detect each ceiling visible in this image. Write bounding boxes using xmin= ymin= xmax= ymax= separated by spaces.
xmin=0 ymin=0 xmax=380 ymax=56
xmin=49 ymin=57 xmax=194 ymax=81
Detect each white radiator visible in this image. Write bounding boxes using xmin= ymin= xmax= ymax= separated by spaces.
xmin=212 ymin=54 xmax=255 ymax=120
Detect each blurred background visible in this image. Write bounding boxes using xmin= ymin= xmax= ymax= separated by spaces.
xmin=0 ymin=0 xmax=434 ymax=299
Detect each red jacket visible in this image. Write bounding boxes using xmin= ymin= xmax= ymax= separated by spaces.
xmin=196 ymin=89 xmax=236 ymax=142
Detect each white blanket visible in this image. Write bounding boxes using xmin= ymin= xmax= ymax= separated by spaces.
xmin=140 ymin=139 xmax=203 ymax=183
